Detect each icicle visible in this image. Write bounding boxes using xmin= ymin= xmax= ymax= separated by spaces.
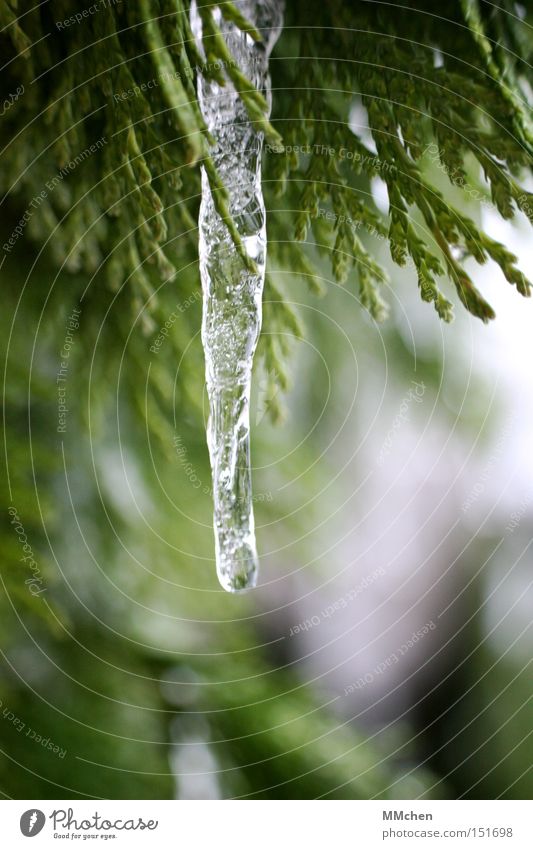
xmin=190 ymin=1 xmax=283 ymax=592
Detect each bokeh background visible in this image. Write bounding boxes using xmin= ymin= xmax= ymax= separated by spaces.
xmin=1 ymin=8 xmax=533 ymax=801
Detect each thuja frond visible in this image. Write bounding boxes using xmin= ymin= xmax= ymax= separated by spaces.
xmin=1 ymin=0 xmax=532 ymax=345
xmin=0 ymin=0 xmax=271 ymax=299
xmin=271 ymin=0 xmax=533 ymax=323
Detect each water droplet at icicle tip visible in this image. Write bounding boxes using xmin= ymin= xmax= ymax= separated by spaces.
xmin=190 ymin=1 xmax=284 ymax=592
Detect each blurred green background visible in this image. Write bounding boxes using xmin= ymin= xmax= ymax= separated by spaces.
xmin=1 ymin=171 xmax=532 ymax=798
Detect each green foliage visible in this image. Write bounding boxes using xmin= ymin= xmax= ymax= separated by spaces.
xmin=1 ymin=0 xmax=532 ymax=341
xmin=1 ymin=0 xmax=533 ymax=801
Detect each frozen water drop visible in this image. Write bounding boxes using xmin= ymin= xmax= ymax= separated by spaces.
xmin=191 ymin=0 xmax=283 ymax=592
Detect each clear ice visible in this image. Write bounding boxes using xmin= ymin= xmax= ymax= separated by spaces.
xmin=190 ymin=1 xmax=283 ymax=591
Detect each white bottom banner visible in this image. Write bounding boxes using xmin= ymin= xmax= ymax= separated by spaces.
xmin=0 ymin=800 xmax=530 ymax=848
